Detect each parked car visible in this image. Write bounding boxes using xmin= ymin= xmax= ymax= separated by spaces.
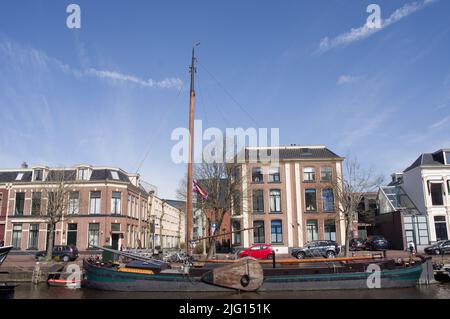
xmin=35 ymin=245 xmax=79 ymax=262
xmin=349 ymin=238 xmax=365 ymax=251
xmin=239 ymin=244 xmax=274 ymax=259
xmin=291 ymin=240 xmax=341 ymax=259
xmin=364 ymin=236 xmax=389 ymax=251
xmin=424 ymin=240 xmax=450 ymax=255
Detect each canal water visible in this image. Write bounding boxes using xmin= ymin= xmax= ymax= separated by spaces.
xmin=13 ymin=282 xmax=450 ymax=299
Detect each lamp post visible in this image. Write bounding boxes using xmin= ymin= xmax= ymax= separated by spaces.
xmin=151 ymin=215 xmax=156 ymax=254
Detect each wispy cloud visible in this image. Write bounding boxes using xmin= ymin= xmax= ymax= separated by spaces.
xmin=0 ymin=38 xmax=183 ymax=90
xmin=430 ymin=116 xmax=450 ymax=129
xmin=318 ymin=0 xmax=437 ymax=54
xmin=337 ymin=75 xmax=361 ymax=85
xmin=84 ymin=68 xmax=183 ymax=89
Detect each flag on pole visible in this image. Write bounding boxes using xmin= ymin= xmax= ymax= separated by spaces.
xmin=193 ymin=180 xmax=208 ymax=200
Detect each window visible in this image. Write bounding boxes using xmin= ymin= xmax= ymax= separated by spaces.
xmin=269 ymin=167 xmax=280 ymax=183
xmin=28 ymin=224 xmax=39 ymax=249
xmin=77 ymin=168 xmax=89 ymax=181
xmin=233 ymin=193 xmax=241 ymax=215
xmin=31 ymin=192 xmax=42 ymax=215
xmin=321 ymin=167 xmax=332 ymax=181
xmin=68 ymin=191 xmax=79 ymax=214
xmin=430 ymin=183 xmax=444 ymax=206
xmin=271 ymin=220 xmax=283 ymax=244
xmin=111 ymin=223 xmax=121 ymax=232
xmin=232 ymin=221 xmax=241 ymax=245
xmin=0 ymin=193 xmax=2 ymax=214
xmin=89 ymin=191 xmax=101 ymax=214
xmin=269 ymin=189 xmax=281 ymax=212
xmin=446 ymin=152 xmax=450 ymax=165
xmin=15 ymin=173 xmax=24 ymax=181
xmin=15 ymin=192 xmax=25 ymax=216
xmin=305 ymin=189 xmax=317 ymax=211
xmin=111 ymin=192 xmax=121 ymax=214
xmin=306 ymin=220 xmax=318 ymax=242
xmin=303 ymin=167 xmax=316 ymax=182
xmin=447 ymin=180 xmax=450 ymax=194
xmin=252 ymin=190 xmax=264 ymax=213
xmin=253 ymin=221 xmax=265 ymax=244
xmin=128 ymin=195 xmax=131 ymax=217
xmin=12 ymin=224 xmax=22 ymax=249
xmin=88 ymin=223 xmax=100 ymax=248
xmin=34 ymin=169 xmax=43 ymax=181
xmin=324 ymin=220 xmax=336 ymax=241
xmin=111 ymin=171 xmax=119 ymax=180
xmin=252 ymin=167 xmax=263 ymax=183
xmin=322 ymin=189 xmax=334 ymax=212
xmin=434 ymin=216 xmax=448 ymax=241
xmin=67 ymin=224 xmax=77 ymax=246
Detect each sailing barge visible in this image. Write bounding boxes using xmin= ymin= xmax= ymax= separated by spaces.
xmin=83 ymin=249 xmax=427 ymax=292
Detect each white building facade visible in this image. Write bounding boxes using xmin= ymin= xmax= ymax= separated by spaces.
xmin=402 ymin=149 xmax=450 ymax=243
xmin=148 ymin=196 xmax=185 ymax=250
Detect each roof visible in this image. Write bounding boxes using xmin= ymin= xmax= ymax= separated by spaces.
xmin=404 ymin=150 xmax=449 ymax=172
xmin=379 ymin=185 xmax=421 ymax=215
xmin=0 ymin=167 xmax=147 ymax=196
xmin=164 ymin=200 xmax=186 ymax=213
xmin=244 ymin=146 xmax=343 ymax=162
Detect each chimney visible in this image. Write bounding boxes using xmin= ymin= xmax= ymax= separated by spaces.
xmin=21 ymin=161 xmax=28 ymax=168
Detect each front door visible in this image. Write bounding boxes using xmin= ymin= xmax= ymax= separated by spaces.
xmin=111 ymin=234 xmax=119 ymax=250
xmin=67 ymin=224 xmax=77 ymax=246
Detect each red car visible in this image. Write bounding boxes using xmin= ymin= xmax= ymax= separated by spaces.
xmin=239 ymin=244 xmax=275 ymax=259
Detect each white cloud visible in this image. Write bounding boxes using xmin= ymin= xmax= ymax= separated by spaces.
xmin=84 ymin=68 xmax=183 ymax=89
xmin=337 ymin=75 xmax=360 ymax=85
xmin=430 ymin=116 xmax=450 ymax=129
xmin=318 ymin=0 xmax=437 ymax=53
xmin=0 ymin=38 xmax=183 ymax=90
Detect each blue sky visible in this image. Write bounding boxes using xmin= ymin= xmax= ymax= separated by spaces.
xmin=1 ymin=0 xmax=449 ymax=198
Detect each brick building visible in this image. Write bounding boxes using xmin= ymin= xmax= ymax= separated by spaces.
xmin=0 ymin=164 xmax=152 ymax=252
xmin=231 ymin=145 xmax=345 ymax=254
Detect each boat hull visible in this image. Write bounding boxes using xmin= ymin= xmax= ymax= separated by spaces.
xmin=83 ymin=260 xmax=424 ymax=292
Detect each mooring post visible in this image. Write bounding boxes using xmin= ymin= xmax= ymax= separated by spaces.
xmin=32 ymin=262 xmax=41 ymax=285
xmin=272 ymin=253 xmax=276 ymax=269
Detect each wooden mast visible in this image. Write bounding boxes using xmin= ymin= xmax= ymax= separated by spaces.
xmin=186 ymin=44 xmax=199 ymax=255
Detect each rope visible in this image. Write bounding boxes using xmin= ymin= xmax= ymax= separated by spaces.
xmin=198 ymin=63 xmax=260 ymax=128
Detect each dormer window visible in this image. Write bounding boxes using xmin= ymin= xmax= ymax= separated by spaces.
xmin=111 ymin=171 xmax=119 ymax=180
xmin=33 ymin=169 xmax=43 ymax=181
xmin=445 ymin=152 xmax=450 ymax=165
xmin=15 ymin=173 xmax=24 ymax=181
xmin=77 ymin=168 xmax=89 ymax=181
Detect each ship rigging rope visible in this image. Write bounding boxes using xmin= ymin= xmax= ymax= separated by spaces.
xmin=198 ymin=63 xmax=261 ymax=128
xmin=134 ymin=73 xmax=189 ymax=174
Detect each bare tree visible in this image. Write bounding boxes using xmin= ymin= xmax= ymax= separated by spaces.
xmin=39 ymin=169 xmax=77 ymax=261
xmin=331 ymin=156 xmax=383 ymax=257
xmin=177 ymin=160 xmax=245 ymax=259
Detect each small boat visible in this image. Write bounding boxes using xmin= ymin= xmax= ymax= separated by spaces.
xmin=433 ymin=263 xmax=450 ymax=282
xmin=83 ymin=250 xmax=427 ymax=292
xmin=0 ymin=246 xmax=13 ymax=267
xmin=0 ymin=245 xmax=16 ymax=299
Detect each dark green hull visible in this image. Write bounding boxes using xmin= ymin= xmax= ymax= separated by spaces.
xmin=83 ymin=259 xmax=424 ymax=292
